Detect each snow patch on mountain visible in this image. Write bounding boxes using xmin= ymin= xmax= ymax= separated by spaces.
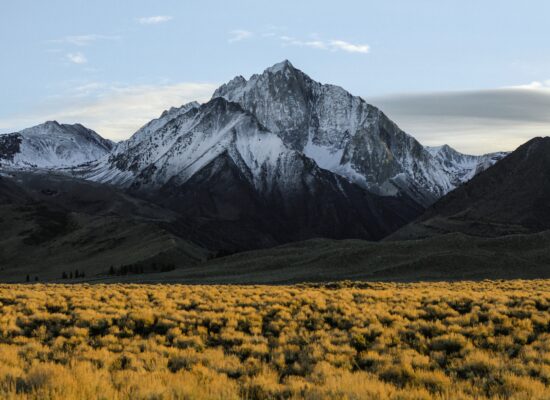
xmin=303 ymin=135 xmax=345 ymax=171
xmin=0 ymin=121 xmax=113 ymax=169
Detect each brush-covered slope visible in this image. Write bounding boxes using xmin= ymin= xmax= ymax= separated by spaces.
xmin=0 ymin=171 xmax=208 ymax=282
xmin=85 ymin=231 xmax=550 ymax=284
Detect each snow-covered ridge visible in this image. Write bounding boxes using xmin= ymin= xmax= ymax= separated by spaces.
xmin=0 ymin=121 xmax=113 ymax=169
xmin=212 ymin=60 xmax=506 ymax=206
xmin=84 ymin=98 xmax=313 ymax=193
xmin=429 ymin=145 xmax=509 ymax=184
xmin=426 ymin=145 xmax=508 ymax=186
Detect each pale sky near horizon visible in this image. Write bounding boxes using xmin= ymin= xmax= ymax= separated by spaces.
xmin=1 ymin=0 xmax=550 ymax=154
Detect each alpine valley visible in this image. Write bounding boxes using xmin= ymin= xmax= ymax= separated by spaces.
xmin=2 ymin=60 xmax=548 ymax=283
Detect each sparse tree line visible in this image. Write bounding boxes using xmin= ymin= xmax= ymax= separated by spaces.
xmin=25 ymin=275 xmax=39 ymax=282
xmin=108 ymin=262 xmax=176 ymax=276
xmin=23 ymin=263 xmax=177 ymax=283
xmin=61 ymin=270 xmax=85 ymax=280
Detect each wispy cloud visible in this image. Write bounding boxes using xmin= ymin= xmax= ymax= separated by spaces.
xmin=50 ymin=34 xmax=120 ymax=46
xmin=279 ymin=36 xmax=370 ymax=54
xmin=0 ymin=82 xmax=217 ymax=141
xmin=66 ymin=52 xmax=87 ymax=64
xmin=328 ymin=40 xmax=370 ymax=54
xmin=228 ymin=30 xmax=253 ymax=43
xmin=280 ymin=36 xmax=327 ymax=49
xmin=226 ymin=29 xmax=369 ymax=54
xmin=137 ymin=16 xmax=173 ymax=25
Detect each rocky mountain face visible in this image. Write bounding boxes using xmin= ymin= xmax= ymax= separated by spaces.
xmin=213 ymin=60 xmax=504 ymax=206
xmin=83 ymin=97 xmax=422 ymax=249
xmin=426 ymin=145 xmax=508 ymax=187
xmin=0 ymin=121 xmax=113 ymax=168
xmin=390 ymin=137 xmax=550 ymax=240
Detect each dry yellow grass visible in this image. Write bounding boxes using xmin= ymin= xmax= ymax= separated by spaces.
xmin=0 ymin=281 xmax=549 ymax=399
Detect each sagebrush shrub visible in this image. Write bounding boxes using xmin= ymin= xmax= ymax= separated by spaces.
xmin=0 ymin=281 xmax=548 ymax=399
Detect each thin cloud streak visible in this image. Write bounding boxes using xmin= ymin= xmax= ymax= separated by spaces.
xmin=280 ymin=36 xmax=327 ymax=49
xmin=280 ymin=36 xmax=370 ymax=54
xmin=137 ymin=16 xmax=173 ymax=25
xmin=227 ymin=29 xmax=370 ymax=54
xmin=329 ymin=40 xmax=370 ymax=54
xmin=50 ymin=34 xmax=120 ymax=46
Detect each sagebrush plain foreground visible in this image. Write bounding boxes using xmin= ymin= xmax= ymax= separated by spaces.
xmin=0 ymin=281 xmax=549 ymax=399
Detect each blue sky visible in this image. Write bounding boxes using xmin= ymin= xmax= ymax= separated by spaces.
xmin=1 ymin=0 xmax=550 ymax=153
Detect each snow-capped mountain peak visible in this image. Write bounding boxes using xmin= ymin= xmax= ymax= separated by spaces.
xmin=212 ymin=60 xmax=505 ymax=206
xmin=117 ymin=101 xmax=201 ymax=148
xmin=426 ymin=145 xmax=509 ymax=186
xmin=82 ymin=95 xmax=422 ymax=242
xmin=160 ymin=101 xmax=200 ymax=119
xmin=0 ymin=122 xmax=113 ymax=169
xmin=267 ymin=59 xmax=293 ymax=71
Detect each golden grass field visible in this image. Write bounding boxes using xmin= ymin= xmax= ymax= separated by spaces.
xmin=0 ymin=281 xmax=549 ymax=399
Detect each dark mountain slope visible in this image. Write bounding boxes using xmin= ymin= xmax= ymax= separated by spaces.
xmin=144 ymin=150 xmax=422 ymax=252
xmin=82 ymin=231 xmax=550 ymax=284
xmin=0 ymin=171 xmax=209 ymax=282
xmin=390 ymin=137 xmax=550 ymax=240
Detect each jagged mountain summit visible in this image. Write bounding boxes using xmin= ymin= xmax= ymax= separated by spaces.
xmin=426 ymin=145 xmax=508 ymax=187
xmin=0 ymin=121 xmax=113 ymax=168
xmin=87 ymin=98 xmax=302 ymax=188
xmin=391 ymin=137 xmax=550 ymax=239
xmin=84 ymin=96 xmax=422 ymax=247
xmin=213 ymin=60 xmax=504 ymax=206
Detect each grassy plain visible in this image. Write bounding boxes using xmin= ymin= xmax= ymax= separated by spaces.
xmin=0 ymin=281 xmax=549 ymax=399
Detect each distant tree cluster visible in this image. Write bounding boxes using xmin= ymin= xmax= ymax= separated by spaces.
xmin=108 ymin=262 xmax=176 ymax=276
xmin=25 ymin=274 xmax=39 ymax=283
xmin=61 ymin=270 xmax=85 ymax=280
